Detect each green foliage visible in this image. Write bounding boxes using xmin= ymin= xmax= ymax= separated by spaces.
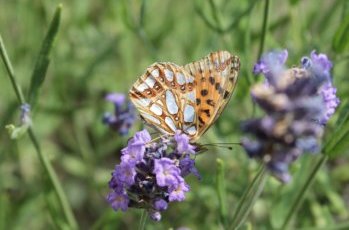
xmin=332 ymin=13 xmax=349 ymax=54
xmin=28 ymin=5 xmax=62 ymax=107
xmin=216 ymin=158 xmax=228 ymax=227
xmin=324 ymin=101 xmax=349 ymax=158
xmin=0 ymin=0 xmax=348 ymax=229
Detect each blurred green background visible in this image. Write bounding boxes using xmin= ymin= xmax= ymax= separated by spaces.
xmin=1 ymin=0 xmax=349 ymax=229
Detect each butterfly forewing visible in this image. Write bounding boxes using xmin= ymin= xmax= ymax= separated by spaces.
xmin=183 ymin=51 xmax=240 ymax=140
xmin=129 ymin=51 xmax=240 ymax=142
xmin=129 ymin=62 xmax=198 ymax=137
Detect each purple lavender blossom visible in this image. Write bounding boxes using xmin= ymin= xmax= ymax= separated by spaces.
xmin=310 ymin=51 xmax=333 ymax=76
xmin=153 ymin=199 xmax=168 ymax=211
xmin=153 ymin=158 xmax=181 ymax=187
xmin=179 ymin=155 xmax=201 ymax=179
xmin=107 ymin=191 xmax=129 ymax=212
xmin=243 ymin=50 xmax=339 ymax=182
xmin=113 ymin=163 xmax=136 ymax=187
xmin=319 ymin=82 xmax=340 ymax=124
xmin=120 ymin=129 xmax=151 ymax=165
xmin=103 ymin=92 xmax=136 ymax=135
xmin=121 ymin=144 xmax=145 ymax=166
xmin=253 ymin=50 xmax=288 ymax=80
xmin=105 ymin=93 xmax=126 ymax=106
xmin=301 ymin=51 xmax=340 ymax=124
xmin=129 ymin=129 xmax=152 ymax=146
xmin=149 ymin=211 xmax=162 ymax=221
xmin=107 ymin=129 xmax=200 ymax=220
xmin=168 ymin=181 xmax=190 ymax=202
xmin=174 ymin=131 xmax=196 ymax=154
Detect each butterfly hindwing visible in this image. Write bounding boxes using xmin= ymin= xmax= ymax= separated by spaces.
xmin=129 ymin=62 xmax=198 ymax=137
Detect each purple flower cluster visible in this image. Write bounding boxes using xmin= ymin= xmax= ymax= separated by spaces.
xmin=243 ymin=50 xmax=339 ymax=182
xmin=107 ymin=129 xmax=199 ymax=221
xmin=302 ymin=51 xmax=340 ymax=124
xmin=102 ymin=93 xmax=136 ymax=135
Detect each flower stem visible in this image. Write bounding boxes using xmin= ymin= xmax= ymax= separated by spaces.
xmin=216 ymin=159 xmax=228 ymax=227
xmin=138 ymin=209 xmax=148 ymax=230
xmin=257 ymin=0 xmax=270 ymax=60
xmin=0 ymin=33 xmax=78 ymax=229
xmin=280 ymin=154 xmax=328 ymax=229
xmin=229 ymin=164 xmax=267 ymax=230
xmin=0 ymin=35 xmax=26 ymax=104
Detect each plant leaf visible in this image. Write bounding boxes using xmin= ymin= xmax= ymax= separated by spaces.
xmin=332 ymin=13 xmax=349 ymax=54
xmin=289 ymin=0 xmax=300 ymax=6
xmin=323 ymin=101 xmax=349 ymax=157
xmin=229 ymin=165 xmax=267 ymax=229
xmin=27 ymin=4 xmax=62 ymax=107
xmin=216 ymin=158 xmax=228 ymax=227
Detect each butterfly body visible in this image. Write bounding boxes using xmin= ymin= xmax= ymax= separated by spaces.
xmin=129 ymin=51 xmax=240 ymax=141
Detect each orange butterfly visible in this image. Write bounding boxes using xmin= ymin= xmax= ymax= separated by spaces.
xmin=129 ymin=51 xmax=240 ymax=141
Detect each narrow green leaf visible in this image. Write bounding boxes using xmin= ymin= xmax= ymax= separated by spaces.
xmin=323 ymin=101 xmax=349 ymax=157
xmin=216 ymin=159 xmax=228 ymax=227
xmin=229 ymin=164 xmax=267 ymax=230
xmin=289 ymin=0 xmax=300 ymax=6
xmin=0 ymin=192 xmax=9 ymax=229
xmin=269 ymin=156 xmax=311 ymax=228
xmin=27 ymin=4 xmax=62 ymax=107
xmin=280 ymin=155 xmax=328 ymax=229
xmin=332 ymin=13 xmax=349 ymax=54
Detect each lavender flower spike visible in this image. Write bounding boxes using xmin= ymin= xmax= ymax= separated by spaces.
xmin=107 ymin=129 xmax=200 ymax=220
xmin=243 ymin=49 xmax=339 ymax=182
xmin=103 ymin=92 xmax=136 ymax=135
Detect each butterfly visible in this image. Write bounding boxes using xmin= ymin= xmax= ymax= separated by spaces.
xmin=129 ymin=51 xmax=240 ymax=142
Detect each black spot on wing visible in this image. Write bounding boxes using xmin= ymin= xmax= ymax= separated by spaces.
xmin=201 ymin=89 xmax=208 ymax=96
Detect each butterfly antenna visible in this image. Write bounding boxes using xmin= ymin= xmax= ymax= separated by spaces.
xmin=200 ymin=142 xmax=242 ymax=151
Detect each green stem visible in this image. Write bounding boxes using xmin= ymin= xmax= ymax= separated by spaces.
xmin=0 ymin=35 xmax=26 ymax=104
xmin=280 ymin=154 xmax=328 ymax=229
xmin=257 ymin=0 xmax=270 ymax=60
xmin=216 ymin=159 xmax=228 ymax=227
xmin=243 ymin=11 xmax=253 ymax=87
xmin=229 ymin=164 xmax=267 ymax=230
xmin=138 ymin=210 xmax=148 ymax=230
xmin=0 ymin=33 xmax=78 ymax=229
